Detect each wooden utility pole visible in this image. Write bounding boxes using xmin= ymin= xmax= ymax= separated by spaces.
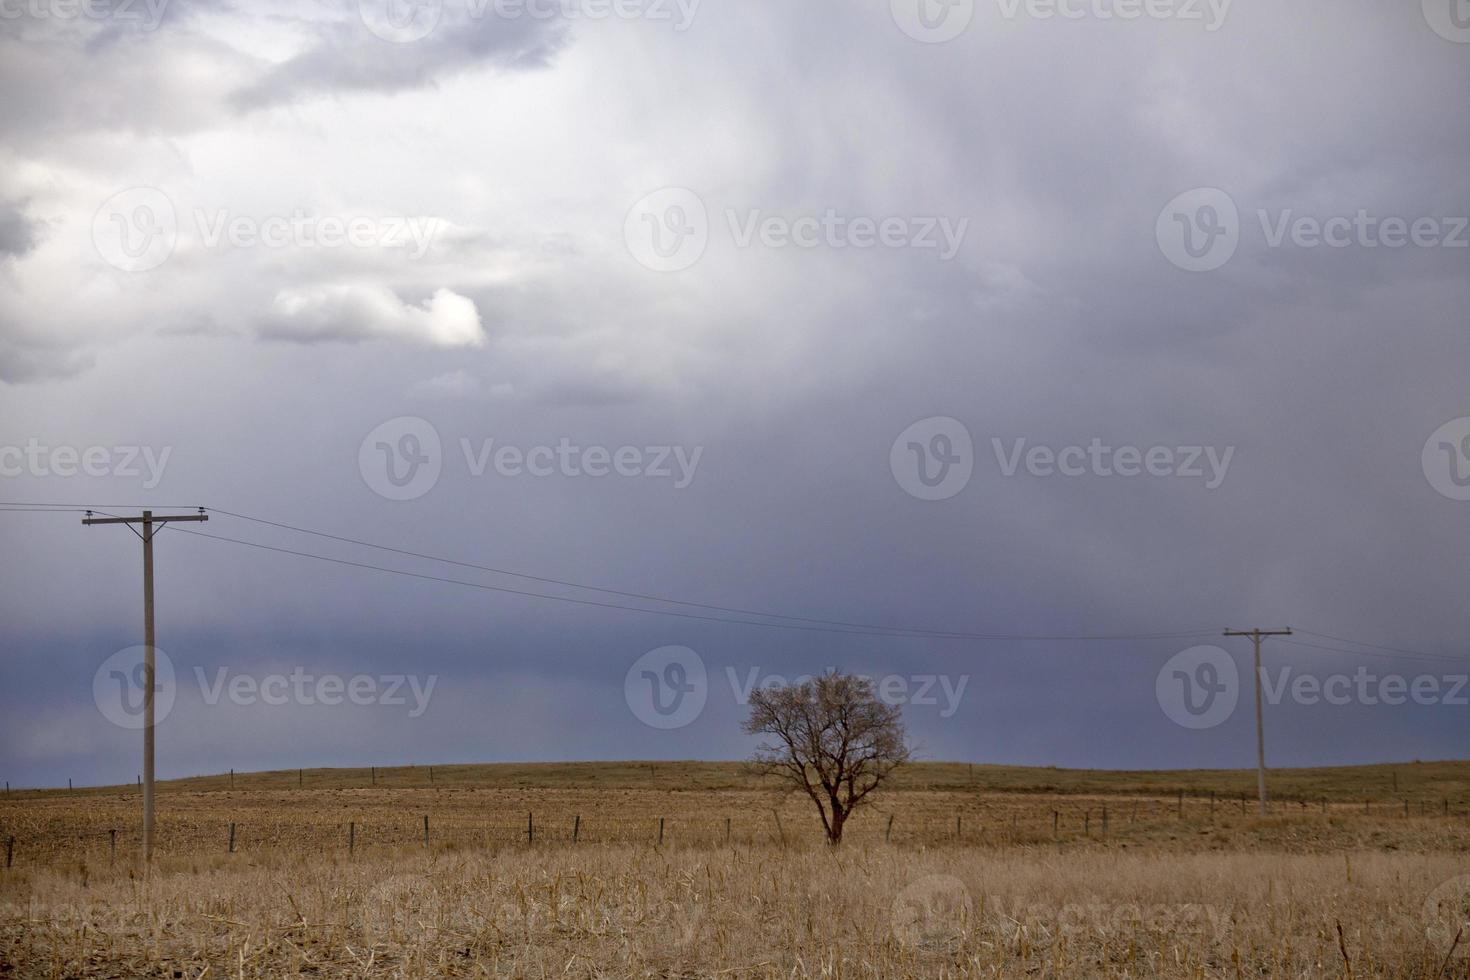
xmin=1223 ymin=627 xmax=1292 ymax=816
xmin=83 ymin=508 xmax=208 ymax=861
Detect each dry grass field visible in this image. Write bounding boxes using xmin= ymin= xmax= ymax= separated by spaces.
xmin=3 ymin=761 xmax=1469 ymax=977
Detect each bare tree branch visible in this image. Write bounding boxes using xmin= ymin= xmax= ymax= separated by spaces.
xmin=743 ymin=672 xmax=911 ymax=844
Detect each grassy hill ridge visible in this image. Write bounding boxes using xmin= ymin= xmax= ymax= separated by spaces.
xmin=17 ymin=758 xmax=1470 ymax=802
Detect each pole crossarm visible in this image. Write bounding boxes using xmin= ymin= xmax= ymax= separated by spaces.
xmin=83 ymin=511 xmax=208 ymax=527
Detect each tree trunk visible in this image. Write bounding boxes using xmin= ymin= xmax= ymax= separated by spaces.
xmin=828 ymin=806 xmax=847 ymax=844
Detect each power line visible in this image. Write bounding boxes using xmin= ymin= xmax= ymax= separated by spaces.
xmin=1293 ymin=629 xmax=1470 ymax=665
xmin=166 ymin=524 xmax=1218 ymax=642
xmin=4 ymin=500 xmax=1214 ymax=642
xmin=202 ymin=508 xmax=1211 ymax=643
xmin=171 ymin=527 xmax=949 ymax=638
xmin=8 ymin=499 xmax=1467 ymax=661
xmin=1278 ymin=637 xmax=1470 ymax=668
xmin=0 ymin=501 xmax=204 ymax=510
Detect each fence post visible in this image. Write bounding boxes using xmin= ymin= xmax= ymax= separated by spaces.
xmin=1176 ymin=791 xmax=1183 ymax=819
xmin=726 ymin=817 xmax=731 ymax=844
xmin=109 ymin=829 xmax=116 ymax=865
xmin=298 ymin=769 xmax=303 ymax=788
xmin=1445 ymin=799 xmax=1450 ymax=817
xmin=1084 ymin=810 xmax=1090 ymax=836
xmin=6 ymin=836 xmax=13 ymax=868
xmin=527 ymin=811 xmax=534 ymax=844
xmin=371 ymin=766 xmax=376 ymax=786
xmin=1052 ymin=811 xmax=1059 ymax=837
xmin=955 ymin=814 xmax=961 ymax=840
xmin=429 ymin=766 xmax=434 ymax=785
xmin=69 ymin=778 xmax=73 ymax=793
xmin=423 ymin=815 xmax=429 ymax=847
xmin=1210 ymin=792 xmax=1216 ymax=819
xmin=573 ymin=815 xmax=580 ymax=843
xmin=229 ymin=769 xmax=234 ymax=790
xmin=658 ymin=817 xmax=665 ymax=846
xmin=228 ymin=822 xmax=236 ymax=854
xmin=349 ymin=822 xmax=355 ymax=855
xmin=1102 ymin=806 xmax=1108 ymax=836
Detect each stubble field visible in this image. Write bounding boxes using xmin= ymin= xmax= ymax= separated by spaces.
xmin=2 ymin=761 xmax=1468 ymax=977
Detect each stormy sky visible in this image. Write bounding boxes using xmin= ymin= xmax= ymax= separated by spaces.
xmin=1 ymin=0 xmax=1467 ymax=789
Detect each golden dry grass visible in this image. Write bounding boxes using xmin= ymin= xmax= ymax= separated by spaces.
xmin=2 ymin=762 xmax=1469 ymax=977
xmin=4 ymin=844 xmax=1469 ymax=977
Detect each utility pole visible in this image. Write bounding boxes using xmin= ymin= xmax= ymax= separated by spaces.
xmin=1223 ymin=627 xmax=1292 ymax=816
xmin=84 ymin=508 xmax=208 ymax=861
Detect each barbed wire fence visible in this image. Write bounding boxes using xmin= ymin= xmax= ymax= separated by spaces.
xmin=2 ymin=791 xmax=1464 ymax=870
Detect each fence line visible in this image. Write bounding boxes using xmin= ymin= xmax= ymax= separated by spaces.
xmin=1 ymin=796 xmax=1464 ymax=869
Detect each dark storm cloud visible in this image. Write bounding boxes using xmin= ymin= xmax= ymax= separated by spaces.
xmin=0 ymin=0 xmax=1467 ymax=787
xmin=229 ymin=7 xmax=567 ymax=110
xmin=0 ymin=200 xmax=38 ymax=258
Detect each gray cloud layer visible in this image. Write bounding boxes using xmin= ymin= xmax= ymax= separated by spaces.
xmin=1 ymin=0 xmax=1467 ymax=787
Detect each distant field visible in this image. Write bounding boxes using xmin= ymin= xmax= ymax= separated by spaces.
xmin=14 ymin=757 xmax=1470 ymax=801
xmin=3 ymin=760 xmax=1468 ymax=977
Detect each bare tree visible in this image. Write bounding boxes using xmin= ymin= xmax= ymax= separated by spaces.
xmin=744 ymin=671 xmax=911 ymax=844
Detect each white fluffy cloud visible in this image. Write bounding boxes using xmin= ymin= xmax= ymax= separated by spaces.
xmin=265 ymin=284 xmax=485 ymax=348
